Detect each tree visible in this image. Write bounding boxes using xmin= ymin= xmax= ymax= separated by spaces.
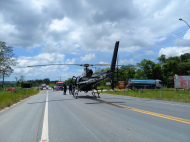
xmin=43 ymin=78 xmax=50 ymax=85
xmin=19 ymin=75 xmax=25 ymax=82
xmin=180 ymin=53 xmax=190 ymax=62
xmin=157 ymin=54 xmax=166 ymax=65
xmin=119 ymin=65 xmax=136 ymax=81
xmin=137 ymin=59 xmax=156 ymax=79
xmin=0 ymin=41 xmax=18 ymax=89
xmin=64 ymin=78 xmax=72 ymax=85
xmin=0 ymin=66 xmax=13 ymax=89
xmin=15 ymin=77 xmax=18 ymax=82
xmin=134 ymin=69 xmax=145 ymax=79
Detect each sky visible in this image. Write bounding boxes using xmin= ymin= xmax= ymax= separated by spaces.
xmin=0 ymin=0 xmax=190 ymax=82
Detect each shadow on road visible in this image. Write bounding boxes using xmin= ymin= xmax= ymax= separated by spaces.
xmin=27 ymin=99 xmax=74 ymax=104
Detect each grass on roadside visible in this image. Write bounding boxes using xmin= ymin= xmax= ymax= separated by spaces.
xmin=102 ymin=88 xmax=190 ymax=103
xmin=0 ymin=88 xmax=40 ymax=111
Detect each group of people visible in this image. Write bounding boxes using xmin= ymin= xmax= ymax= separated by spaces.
xmin=63 ymin=82 xmax=73 ymax=95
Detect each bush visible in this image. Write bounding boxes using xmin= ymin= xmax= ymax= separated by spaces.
xmin=0 ymin=88 xmax=39 ymax=110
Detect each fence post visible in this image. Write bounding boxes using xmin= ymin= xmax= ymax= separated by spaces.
xmin=139 ymin=89 xmax=141 ymax=96
xmin=160 ymin=87 xmax=162 ymax=99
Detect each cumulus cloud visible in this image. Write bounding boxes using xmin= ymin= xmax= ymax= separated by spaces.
xmin=10 ymin=53 xmax=73 ymax=80
xmin=158 ymin=47 xmax=190 ymax=58
xmin=119 ymin=59 xmax=136 ymax=65
xmin=1 ymin=0 xmax=189 ymax=52
xmin=80 ymin=53 xmax=95 ymax=61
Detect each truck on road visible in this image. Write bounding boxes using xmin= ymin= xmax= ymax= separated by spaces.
xmin=41 ymin=84 xmax=46 ymax=90
xmin=118 ymin=81 xmax=128 ymax=89
xmin=55 ymin=81 xmax=64 ymax=91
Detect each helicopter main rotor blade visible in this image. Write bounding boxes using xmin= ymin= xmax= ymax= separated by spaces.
xmin=27 ymin=63 xmax=129 ymax=67
xmin=27 ymin=64 xmax=83 ymax=67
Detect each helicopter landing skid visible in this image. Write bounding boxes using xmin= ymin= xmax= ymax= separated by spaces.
xmin=92 ymin=90 xmax=100 ymax=98
xmin=72 ymin=89 xmax=79 ymax=99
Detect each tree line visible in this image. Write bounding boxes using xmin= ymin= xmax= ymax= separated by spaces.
xmin=94 ymin=53 xmax=190 ymax=87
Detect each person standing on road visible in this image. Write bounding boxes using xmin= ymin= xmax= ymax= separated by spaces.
xmin=69 ymin=83 xmax=72 ymax=95
xmin=63 ymin=82 xmax=67 ymax=95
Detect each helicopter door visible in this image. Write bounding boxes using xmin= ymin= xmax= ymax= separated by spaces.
xmin=76 ymin=77 xmax=80 ymax=84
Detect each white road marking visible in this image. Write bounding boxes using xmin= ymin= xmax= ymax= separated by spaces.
xmin=40 ymin=91 xmax=49 ymax=142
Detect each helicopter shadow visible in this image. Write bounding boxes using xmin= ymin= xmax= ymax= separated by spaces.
xmin=27 ymin=99 xmax=74 ymax=104
xmin=81 ymin=96 xmax=126 ymax=105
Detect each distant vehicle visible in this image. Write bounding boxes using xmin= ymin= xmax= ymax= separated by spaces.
xmin=5 ymin=88 xmax=16 ymax=91
xmin=56 ymin=81 xmax=64 ymax=91
xmin=46 ymin=85 xmax=49 ymax=89
xmin=48 ymin=87 xmax=52 ymax=90
xmin=43 ymin=87 xmax=46 ymax=90
xmin=118 ymin=81 xmax=128 ymax=89
xmin=127 ymin=79 xmax=163 ymax=89
xmin=41 ymin=84 xmax=46 ymax=90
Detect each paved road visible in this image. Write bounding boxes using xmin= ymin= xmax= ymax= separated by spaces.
xmin=0 ymin=90 xmax=190 ymax=142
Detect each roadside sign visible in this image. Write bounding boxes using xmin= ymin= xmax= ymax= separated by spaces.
xmin=106 ymin=82 xmax=111 ymax=85
xmin=174 ymin=74 xmax=190 ymax=88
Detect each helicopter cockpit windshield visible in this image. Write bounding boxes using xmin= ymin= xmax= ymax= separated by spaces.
xmin=82 ymin=68 xmax=93 ymax=77
xmin=87 ymin=69 xmax=93 ymax=77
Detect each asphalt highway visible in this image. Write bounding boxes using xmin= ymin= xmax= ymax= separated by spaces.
xmin=0 ymin=90 xmax=190 ymax=142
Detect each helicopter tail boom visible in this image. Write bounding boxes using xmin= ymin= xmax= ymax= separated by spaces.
xmin=110 ymin=41 xmax=119 ymax=72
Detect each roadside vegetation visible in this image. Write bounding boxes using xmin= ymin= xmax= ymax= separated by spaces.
xmin=0 ymin=88 xmax=39 ymax=111
xmin=93 ymin=53 xmax=190 ymax=88
xmin=101 ymin=88 xmax=190 ymax=103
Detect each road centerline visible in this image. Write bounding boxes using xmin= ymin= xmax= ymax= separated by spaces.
xmin=40 ymin=90 xmax=49 ymax=142
xmin=87 ymin=97 xmax=190 ymax=125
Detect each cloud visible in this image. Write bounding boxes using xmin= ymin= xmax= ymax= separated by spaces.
xmin=99 ymin=61 xmax=109 ymax=64
xmin=11 ymin=53 xmax=70 ymax=79
xmin=158 ymin=47 xmax=190 ymax=58
xmin=80 ymin=53 xmax=95 ymax=61
xmin=65 ymin=58 xmax=76 ymax=64
xmin=175 ymin=39 xmax=190 ymax=47
xmin=144 ymin=50 xmax=155 ymax=55
xmin=1 ymin=0 xmax=190 ymax=81
xmin=119 ymin=59 xmax=136 ymax=65
xmin=175 ymin=29 xmax=190 ymax=47
xmin=1 ymin=0 xmax=190 ymax=52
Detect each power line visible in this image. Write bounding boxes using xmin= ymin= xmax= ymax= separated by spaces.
xmin=133 ymin=28 xmax=190 ymax=57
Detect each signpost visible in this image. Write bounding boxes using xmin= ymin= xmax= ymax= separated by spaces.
xmin=174 ymin=74 xmax=190 ymax=88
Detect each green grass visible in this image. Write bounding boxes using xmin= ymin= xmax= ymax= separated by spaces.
xmin=0 ymin=88 xmax=40 ymax=111
xmin=102 ymin=88 xmax=190 ymax=103
xmin=49 ymin=84 xmax=56 ymax=87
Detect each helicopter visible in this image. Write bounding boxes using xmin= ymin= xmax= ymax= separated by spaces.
xmin=27 ymin=41 xmax=120 ymax=99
